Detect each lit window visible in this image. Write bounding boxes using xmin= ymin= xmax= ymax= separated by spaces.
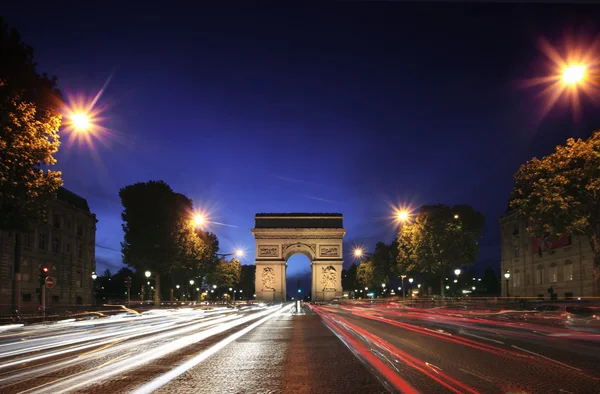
xmin=550 ymin=263 xmax=558 ymax=283
xmin=564 ymin=260 xmax=573 ymax=281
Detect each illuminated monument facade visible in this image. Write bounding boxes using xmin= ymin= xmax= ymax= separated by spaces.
xmin=252 ymin=213 xmax=345 ymax=302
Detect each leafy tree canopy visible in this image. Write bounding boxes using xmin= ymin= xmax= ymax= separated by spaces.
xmin=0 ymin=17 xmax=63 ymax=231
xmin=511 ymin=131 xmax=600 ymax=294
xmin=397 ymin=204 xmax=485 ymax=295
xmin=120 ymin=181 xmax=208 ymax=277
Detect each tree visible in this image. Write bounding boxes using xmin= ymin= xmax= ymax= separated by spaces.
xmin=356 ymin=260 xmax=375 ymax=289
xmin=120 ymin=181 xmax=207 ymax=304
xmin=206 ymin=258 xmax=242 ymax=288
xmin=397 ymin=204 xmax=485 ymax=297
xmin=239 ymin=265 xmax=256 ymax=299
xmin=1 ymin=18 xmax=64 ymax=314
xmin=370 ymin=241 xmax=399 ymax=285
xmin=511 ymin=131 xmax=600 ymax=295
xmin=342 ymin=264 xmax=359 ymax=292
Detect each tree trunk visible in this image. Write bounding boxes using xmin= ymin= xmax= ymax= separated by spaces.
xmin=440 ymin=276 xmax=445 ymax=298
xmin=11 ymin=233 xmax=22 ymax=318
xmin=593 ymin=255 xmax=599 ymax=298
xmin=154 ymin=273 xmax=161 ymax=306
xmin=590 ymin=231 xmax=600 ymax=297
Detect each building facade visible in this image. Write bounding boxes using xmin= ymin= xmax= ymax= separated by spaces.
xmin=500 ymin=211 xmax=595 ymax=299
xmin=0 ymin=188 xmax=97 ymax=311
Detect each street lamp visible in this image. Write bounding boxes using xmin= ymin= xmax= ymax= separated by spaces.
xmin=563 ymin=65 xmax=586 ymax=85
xmin=396 ymin=210 xmax=409 ymax=222
xmin=71 ymin=113 xmax=90 ymax=131
xmin=145 ymin=271 xmax=151 ymax=278
xmin=400 ymin=275 xmax=407 ymax=301
xmin=454 ymin=269 xmax=461 ymax=277
xmin=91 ymin=272 xmax=97 ymax=306
xmin=504 ymin=271 xmax=511 ymax=298
xmin=189 ymin=279 xmax=194 ymax=285
xmin=193 ymin=214 xmax=206 ymax=227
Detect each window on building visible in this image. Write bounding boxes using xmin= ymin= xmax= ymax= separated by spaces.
xmin=67 ymin=219 xmax=71 ymax=229
xmin=564 ymin=260 xmax=573 ymax=281
xmin=22 ymin=294 xmax=32 ymax=302
xmin=76 ymin=296 xmax=83 ymax=305
xmin=38 ymin=233 xmax=46 ymax=250
xmin=78 ymin=244 xmax=83 ymax=259
xmin=66 ymin=243 xmax=71 ymax=253
xmin=53 ymin=214 xmax=61 ymax=228
xmin=24 ymin=233 xmax=33 ymax=248
xmin=513 ymin=270 xmax=520 ymax=288
xmin=513 ymin=243 xmax=520 ymax=258
xmin=77 ymin=224 xmax=84 ymax=237
xmin=512 ymin=223 xmax=519 ymax=236
xmin=550 ymin=263 xmax=558 ymax=283
xmin=52 ymin=295 xmax=60 ymax=303
xmin=535 ymin=265 xmax=544 ymax=285
xmin=52 ymin=237 xmax=61 ymax=253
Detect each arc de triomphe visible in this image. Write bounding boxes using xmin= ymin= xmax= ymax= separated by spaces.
xmin=252 ymin=213 xmax=346 ymax=302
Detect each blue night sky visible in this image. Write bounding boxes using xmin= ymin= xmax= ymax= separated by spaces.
xmin=3 ymin=3 xmax=600 ymax=289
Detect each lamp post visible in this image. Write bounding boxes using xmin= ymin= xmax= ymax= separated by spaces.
xmin=91 ymin=272 xmax=97 ymax=306
xmin=504 ymin=272 xmax=510 ymax=298
xmin=454 ymin=269 xmax=461 ymax=296
xmin=381 ymin=283 xmax=386 ymax=298
xmin=408 ymin=278 xmax=413 ymax=297
xmin=189 ymin=279 xmax=195 ymax=303
xmin=400 ymin=275 xmax=407 ymax=301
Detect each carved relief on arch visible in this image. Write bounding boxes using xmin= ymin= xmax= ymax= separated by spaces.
xmin=282 ymin=242 xmax=316 ymax=260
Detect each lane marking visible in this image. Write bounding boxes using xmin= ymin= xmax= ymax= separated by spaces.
xmin=510 ymin=345 xmax=582 ymax=372
xmin=462 ymin=332 xmax=505 ymax=345
xmin=459 ymin=368 xmax=493 ymax=383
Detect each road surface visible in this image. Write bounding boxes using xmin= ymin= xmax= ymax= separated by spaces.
xmin=0 ymin=304 xmax=383 ymax=393
xmin=313 ymin=302 xmax=600 ymax=393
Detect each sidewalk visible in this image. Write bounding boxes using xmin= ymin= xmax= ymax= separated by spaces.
xmin=155 ymin=305 xmax=387 ymax=394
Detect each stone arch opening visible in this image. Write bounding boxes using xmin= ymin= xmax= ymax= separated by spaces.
xmin=286 ymin=253 xmax=312 ymax=301
xmin=252 ymin=213 xmax=346 ymax=302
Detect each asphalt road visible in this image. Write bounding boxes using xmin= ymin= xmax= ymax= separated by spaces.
xmin=0 ymin=303 xmax=384 ymax=394
xmin=1 ymin=302 xmax=599 ymax=393
xmin=313 ymin=302 xmax=600 ymax=394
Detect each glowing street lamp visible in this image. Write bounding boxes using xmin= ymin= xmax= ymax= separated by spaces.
xmin=193 ymin=214 xmax=206 ymax=227
xmin=189 ymin=279 xmax=194 ymax=286
xmin=454 ymin=269 xmax=461 ymax=276
xmin=504 ymin=271 xmax=511 ymax=298
xmin=71 ymin=112 xmax=90 ymax=131
xmin=91 ymin=272 xmax=97 ymax=280
xmin=408 ymin=278 xmax=413 ymax=284
xmin=396 ymin=210 xmax=409 ymax=222
xmin=145 ymin=271 xmax=151 ymax=278
xmin=562 ymin=65 xmax=586 ymax=85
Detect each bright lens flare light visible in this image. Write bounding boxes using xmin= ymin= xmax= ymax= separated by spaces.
xmin=235 ymin=249 xmax=244 ymax=257
xmin=522 ymin=37 xmax=599 ymax=121
xmin=563 ymin=65 xmax=586 ymax=85
xmin=71 ymin=113 xmax=90 ymax=131
xmin=353 ymin=248 xmax=363 ymax=258
xmin=193 ymin=214 xmax=206 ymax=227
xmin=397 ymin=210 xmax=409 ymax=222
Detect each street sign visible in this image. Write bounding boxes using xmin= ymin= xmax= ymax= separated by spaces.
xmin=45 ymin=276 xmax=55 ymax=289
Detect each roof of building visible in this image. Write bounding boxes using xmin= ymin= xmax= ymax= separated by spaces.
xmin=254 ymin=213 xmax=344 ymax=229
xmin=57 ymin=187 xmax=91 ymax=213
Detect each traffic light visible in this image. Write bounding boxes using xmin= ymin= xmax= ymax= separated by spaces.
xmin=39 ymin=267 xmax=49 ymax=282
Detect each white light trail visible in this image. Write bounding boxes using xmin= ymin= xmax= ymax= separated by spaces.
xmin=132 ymin=304 xmax=293 ymax=393
xmin=30 ymin=306 xmax=284 ymax=394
